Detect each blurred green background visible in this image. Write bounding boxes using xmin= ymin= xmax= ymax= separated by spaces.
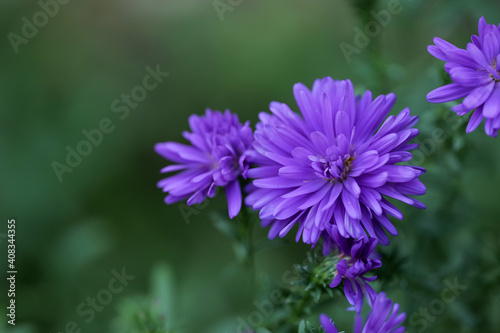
xmin=1 ymin=0 xmax=500 ymax=332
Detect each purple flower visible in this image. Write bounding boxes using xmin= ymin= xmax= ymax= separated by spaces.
xmin=245 ymin=77 xmax=425 ymax=249
xmin=320 ymin=292 xmax=406 ymax=333
xmin=329 ymin=226 xmax=381 ymax=313
xmin=427 ymin=17 xmax=500 ymax=137
xmin=155 ymin=109 xmax=253 ymax=218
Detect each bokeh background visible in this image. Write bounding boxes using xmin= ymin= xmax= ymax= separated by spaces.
xmin=1 ymin=0 xmax=500 ymax=332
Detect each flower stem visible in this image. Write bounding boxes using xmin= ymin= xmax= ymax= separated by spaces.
xmin=290 ymin=291 xmax=313 ymax=328
xmin=238 ymin=192 xmax=256 ymax=290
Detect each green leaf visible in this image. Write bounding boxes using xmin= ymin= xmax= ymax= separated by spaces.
xmin=150 ymin=263 xmax=176 ymax=330
xmin=232 ymin=242 xmax=249 ymax=262
xmin=298 ymin=320 xmax=306 ymax=333
xmin=305 ymin=321 xmax=316 ymax=333
xmin=310 ymin=289 xmax=322 ymax=303
xmin=298 ymin=320 xmax=318 ymax=333
xmin=211 ymin=212 xmax=239 ymax=239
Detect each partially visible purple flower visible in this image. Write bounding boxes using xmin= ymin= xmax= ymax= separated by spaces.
xmin=427 ymin=16 xmax=500 ymax=137
xmin=320 ymin=292 xmax=406 ymax=333
xmin=329 ymin=226 xmax=381 ymax=313
xmin=155 ymin=109 xmax=253 ymax=218
xmin=246 ymin=77 xmax=425 ymax=250
xmin=319 ymin=313 xmax=340 ymax=333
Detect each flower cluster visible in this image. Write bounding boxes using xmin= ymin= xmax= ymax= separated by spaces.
xmin=156 ymin=79 xmax=422 ymax=330
xmin=153 ymin=14 xmax=500 ymax=333
xmin=155 ymin=109 xmax=254 ymax=218
xmin=427 ymin=16 xmax=500 ymax=137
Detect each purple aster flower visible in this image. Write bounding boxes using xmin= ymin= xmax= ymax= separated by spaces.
xmin=329 ymin=226 xmax=381 ymax=313
xmin=320 ymin=292 xmax=406 ymax=333
xmin=245 ymin=77 xmax=425 ymax=250
xmin=155 ymin=109 xmax=253 ymax=218
xmin=427 ymin=17 xmax=500 ymax=137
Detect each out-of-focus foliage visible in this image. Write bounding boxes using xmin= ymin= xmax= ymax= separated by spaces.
xmin=1 ymin=0 xmax=500 ymax=332
xmin=110 ymin=264 xmax=174 ymax=333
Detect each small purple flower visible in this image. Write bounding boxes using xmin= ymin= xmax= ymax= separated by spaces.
xmin=246 ymin=77 xmax=425 ymax=249
xmin=155 ymin=109 xmax=253 ymax=218
xmin=427 ymin=17 xmax=500 ymax=137
xmin=329 ymin=226 xmax=381 ymax=313
xmin=320 ymin=292 xmax=406 ymax=333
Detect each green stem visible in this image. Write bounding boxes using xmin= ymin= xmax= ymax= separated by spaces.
xmin=238 ymin=189 xmax=256 ymax=290
xmin=296 ymin=293 xmax=312 ymax=318
xmin=289 ymin=291 xmax=313 ymax=328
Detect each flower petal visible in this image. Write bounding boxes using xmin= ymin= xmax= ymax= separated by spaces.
xmin=428 ymin=45 xmax=448 ymax=61
xmin=225 ymin=180 xmax=242 ymax=219
xmin=463 ymin=82 xmax=495 ymax=110
xmin=341 ymin=189 xmax=362 ymax=219
xmin=483 ymin=84 xmax=500 ymax=118
xmin=450 ymin=67 xmax=492 ymax=86
xmin=426 ymin=83 xmax=473 ymax=103
xmin=483 ymin=32 xmax=500 ymax=63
